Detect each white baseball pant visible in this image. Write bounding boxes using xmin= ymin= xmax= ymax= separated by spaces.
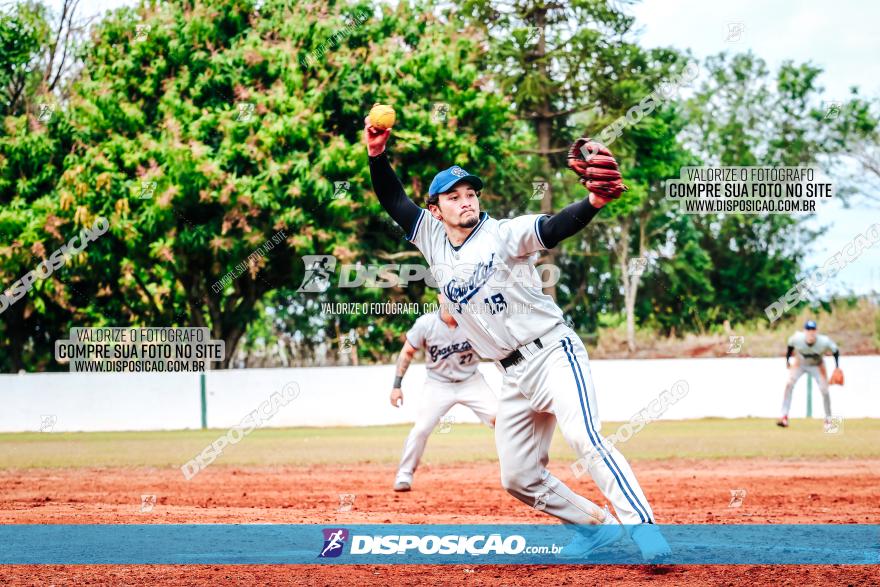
xmin=495 ymin=323 xmax=656 ymax=527
xmin=397 ymin=371 xmax=497 ymax=479
xmin=782 ymin=362 xmax=831 ymax=418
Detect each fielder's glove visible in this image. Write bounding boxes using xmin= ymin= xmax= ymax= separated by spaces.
xmin=566 ymin=138 xmax=628 ymax=200
xmin=829 ymin=368 xmax=844 ymax=386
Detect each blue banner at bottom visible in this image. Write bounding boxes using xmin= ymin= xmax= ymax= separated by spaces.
xmin=1 ymin=524 xmax=878 ymax=565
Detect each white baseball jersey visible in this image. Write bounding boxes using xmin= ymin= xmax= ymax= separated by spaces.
xmin=406 ymin=311 xmax=478 ymax=382
xmin=788 ymin=332 xmax=838 ymax=366
xmin=374 ymin=159 xmax=658 ymax=530
xmin=407 ymin=210 xmax=562 ymax=361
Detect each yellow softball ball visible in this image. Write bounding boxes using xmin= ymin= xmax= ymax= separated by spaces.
xmin=368 ymin=104 xmax=396 ymax=130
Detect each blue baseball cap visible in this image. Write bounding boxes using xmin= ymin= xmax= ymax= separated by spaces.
xmin=804 ymin=320 xmax=817 ymax=330
xmin=428 ymin=165 xmax=483 ymax=197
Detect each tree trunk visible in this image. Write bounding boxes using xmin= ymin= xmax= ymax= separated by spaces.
xmin=614 ymin=218 xmax=637 ymax=353
xmin=618 ymin=213 xmax=649 ymax=354
xmin=534 ymin=8 xmax=557 ymax=300
xmin=3 ymin=302 xmax=27 ymax=372
xmin=222 ymin=325 xmax=245 ymax=369
xmin=189 ymin=286 xmax=252 ymax=371
xmin=351 ymin=328 xmax=360 ymax=366
xmin=624 ymin=283 xmax=637 ymax=353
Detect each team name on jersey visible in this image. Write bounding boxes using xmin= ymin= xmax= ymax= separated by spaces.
xmin=442 ymin=253 xmax=497 ymax=303
xmin=428 ymin=340 xmax=473 ymax=362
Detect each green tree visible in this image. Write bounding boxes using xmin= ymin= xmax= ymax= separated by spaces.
xmin=818 ymin=89 xmax=880 ymax=205
xmin=0 ymin=0 xmax=88 ymax=371
xmin=636 ymin=214 xmax=716 ymax=333
xmin=682 ymin=53 xmax=827 ymax=325
xmin=596 ymin=101 xmax=697 ymax=351
xmin=0 ymin=0 xmax=89 ymax=117
xmin=2 ymin=0 xmax=523 ymax=371
xmin=252 ymin=0 xmax=526 ymax=364
xmin=454 ymin=0 xmax=691 ymax=350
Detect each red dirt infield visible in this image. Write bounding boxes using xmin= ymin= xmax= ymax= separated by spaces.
xmin=1 ymin=458 xmax=878 ymax=585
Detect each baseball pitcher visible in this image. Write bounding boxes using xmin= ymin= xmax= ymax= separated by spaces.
xmin=778 ymin=320 xmax=843 ymax=428
xmin=365 ymin=120 xmax=670 ymax=561
xmin=390 ymin=298 xmax=497 ymax=492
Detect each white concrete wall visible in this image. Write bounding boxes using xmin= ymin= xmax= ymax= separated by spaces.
xmin=0 ymin=372 xmax=202 ymax=432
xmin=1 ymin=356 xmax=877 ymax=432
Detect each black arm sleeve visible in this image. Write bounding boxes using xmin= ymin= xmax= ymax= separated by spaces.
xmin=833 ymin=350 xmax=839 ymax=367
xmin=786 ymin=346 xmax=793 ymax=365
xmin=368 ymin=152 xmax=423 ymax=238
xmin=536 ymin=197 xmax=602 ymax=249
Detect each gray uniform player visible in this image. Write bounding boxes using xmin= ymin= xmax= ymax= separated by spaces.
xmin=391 ymin=303 xmax=497 ymax=492
xmin=778 ymin=320 xmax=841 ymax=428
xmin=365 ymin=120 xmax=670 ymax=561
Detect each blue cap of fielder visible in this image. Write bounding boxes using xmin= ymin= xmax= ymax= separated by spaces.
xmin=428 ymin=165 xmax=483 ymax=197
xmin=804 ymin=320 xmax=817 ymax=330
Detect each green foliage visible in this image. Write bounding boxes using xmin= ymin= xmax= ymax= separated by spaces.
xmin=817 ymin=86 xmax=880 ymax=204
xmin=0 ymin=1 xmax=50 ymax=117
xmin=258 ymin=0 xmax=524 ymax=360
xmin=2 ymin=0 xmax=524 ymax=369
xmin=0 ymin=2 xmax=80 ymax=371
xmin=638 ymin=215 xmax=716 ymax=332
xmin=2 ymin=0 xmax=875 ymax=370
xmin=674 ymin=51 xmax=828 ymax=329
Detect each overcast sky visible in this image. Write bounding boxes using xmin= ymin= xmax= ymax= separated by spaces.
xmin=59 ymin=0 xmax=880 ymax=295
xmin=628 ymin=0 xmax=880 ymax=295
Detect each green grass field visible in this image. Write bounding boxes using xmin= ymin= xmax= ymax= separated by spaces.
xmin=1 ymin=418 xmax=878 ymax=469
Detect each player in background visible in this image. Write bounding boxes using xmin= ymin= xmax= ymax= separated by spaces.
xmin=390 ymin=295 xmax=497 ymax=492
xmin=365 ymin=119 xmax=670 ymax=561
xmin=778 ymin=320 xmax=843 ymax=428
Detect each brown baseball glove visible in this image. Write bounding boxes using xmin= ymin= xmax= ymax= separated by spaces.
xmin=566 ymin=138 xmax=628 ymax=200
xmin=829 ymin=368 xmax=844 ymax=386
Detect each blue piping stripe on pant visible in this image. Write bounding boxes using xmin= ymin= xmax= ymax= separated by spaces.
xmin=561 ymin=338 xmax=651 ymax=524
xmin=560 ymin=338 xmax=647 ymax=524
xmin=567 ymin=340 xmax=653 ymax=524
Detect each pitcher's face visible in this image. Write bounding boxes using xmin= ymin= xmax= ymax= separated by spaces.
xmin=432 ymin=183 xmax=480 ymax=228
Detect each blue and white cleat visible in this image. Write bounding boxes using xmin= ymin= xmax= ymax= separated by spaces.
xmin=631 ymin=523 xmax=672 ymax=563
xmin=556 ymin=507 xmax=624 ymax=560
